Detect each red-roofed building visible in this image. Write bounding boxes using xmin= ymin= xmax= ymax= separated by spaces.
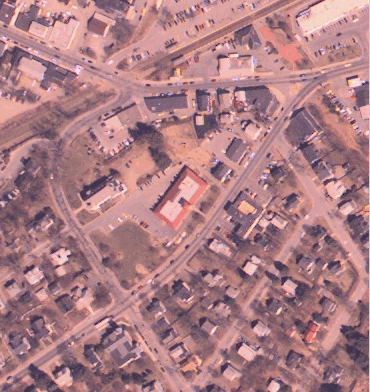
xmin=304 ymin=321 xmax=320 ymax=344
xmin=153 ymin=166 xmax=208 ymax=229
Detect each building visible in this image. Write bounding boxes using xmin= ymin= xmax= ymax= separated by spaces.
xmin=50 ymin=248 xmax=71 ymax=267
xmin=18 ymin=57 xmax=47 ymax=81
xmin=161 ymin=328 xmax=178 ymax=345
xmin=153 ymin=166 xmax=207 ymax=229
xmin=218 ymin=54 xmax=254 ymax=77
xmin=0 ymin=0 xmax=15 ymax=25
xmin=41 ymin=64 xmax=77 ymax=90
xmin=218 ymin=89 xmax=233 ymax=109
xmin=15 ymin=13 xmax=32 ymax=32
xmin=211 ymin=162 xmax=233 ymax=183
xmin=222 ymin=363 xmax=241 ymax=381
xmin=297 ymin=256 xmax=315 ymax=274
xmin=300 ymin=143 xmax=321 ymax=164
xmin=8 ymin=334 xmax=31 ymax=356
xmin=147 ymin=298 xmax=166 ymax=318
xmin=30 ymin=316 xmax=49 ymax=340
xmin=243 ymin=261 xmax=258 ymax=276
xmin=144 ymin=94 xmax=188 ymax=113
xmin=242 ymin=120 xmax=262 ymax=140
xmin=285 ymin=108 xmax=320 ymax=146
xmin=338 ymin=200 xmax=356 ymax=216
xmin=237 ymin=343 xmax=257 ymax=361
xmin=325 ymin=180 xmax=345 ymax=199
xmin=296 ymin=0 xmax=367 ymax=36
xmin=225 ymin=137 xmax=248 ymax=163
xmin=103 ymin=327 xmax=142 ymax=368
xmin=312 ymin=160 xmax=333 ymax=182
xmin=225 ymin=191 xmax=261 ymax=239
xmin=242 ymin=86 xmax=278 ymax=115
xmin=304 ymin=321 xmax=320 ymax=344
xmin=286 ymin=350 xmax=303 ymax=369
xmin=142 ymin=381 xmax=164 ymax=392
xmin=49 ymin=19 xmax=80 ymax=49
xmin=24 ymin=265 xmax=44 ymax=285
xmin=203 ymin=271 xmax=223 ymax=287
xmin=347 ymin=75 xmax=362 ymax=88
xmin=196 ymin=91 xmax=211 ymax=112
xmin=234 ymin=24 xmax=261 ymax=49
xmin=4 ymin=279 xmax=21 ymax=298
xmin=213 ymin=301 xmax=231 ymax=318
xmin=28 ymin=21 xmax=49 ymax=38
xmin=283 ymin=193 xmax=301 ymax=212
xmin=169 ymin=343 xmax=187 ymax=362
xmin=53 ymin=366 xmax=73 ymax=387
xmin=55 ymin=294 xmax=74 ymax=313
xmin=266 ymin=298 xmax=283 ymax=314
xmin=225 ymin=286 xmax=240 ymax=299
xmin=267 ymin=380 xmax=282 ymax=392
xmin=252 ymin=320 xmax=271 ymax=337
xmin=208 ymin=239 xmax=232 ymax=258
xmin=320 ymin=296 xmax=337 ymax=313
xmin=200 ymin=318 xmax=218 ymax=335
xmin=282 ymin=279 xmax=297 ymax=297
xmin=355 ymin=83 xmax=369 ymax=120
xmin=87 ymin=12 xmax=115 ymax=37
xmin=180 ymin=355 xmax=202 ymax=373
xmin=84 ymin=347 xmax=103 ymax=369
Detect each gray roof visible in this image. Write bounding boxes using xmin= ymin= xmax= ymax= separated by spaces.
xmin=197 ymin=93 xmax=211 ymax=112
xmin=312 ymin=160 xmax=332 ymax=182
xmin=15 ymin=13 xmax=32 ymax=31
xmin=211 ymin=162 xmax=233 ymax=181
xmin=241 ymin=86 xmax=277 ymax=115
xmin=0 ymin=1 xmax=15 ymax=24
xmin=144 ymin=94 xmax=188 ymax=112
xmin=286 ymin=108 xmax=320 ymax=146
xmin=225 ymin=138 xmax=247 ymax=162
xmin=234 ymin=24 xmax=261 ymax=49
xmin=300 ymin=143 xmax=321 ymax=164
xmin=355 ymin=83 xmax=369 ymax=108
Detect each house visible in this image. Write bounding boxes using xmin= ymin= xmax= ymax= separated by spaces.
xmin=55 ymin=265 xmax=69 ymax=277
xmin=55 ymin=294 xmax=74 ymax=313
xmin=347 ymin=214 xmax=368 ymax=238
xmin=234 ymin=24 xmax=261 ymax=49
xmin=173 ymin=281 xmax=194 ymax=303
xmin=270 ymin=214 xmax=288 ymax=230
xmin=213 ymin=301 xmax=231 ymax=318
xmin=338 ymin=200 xmax=356 ymax=216
xmin=327 ymin=260 xmax=342 ymax=274
xmin=320 ymin=296 xmax=337 ymax=313
xmin=267 ymin=379 xmax=282 ymax=392
xmin=194 ymin=114 xmax=205 ymax=126
xmin=87 ymin=12 xmax=115 ymax=37
xmin=53 ymin=366 xmax=73 ymax=387
xmin=146 ymin=298 xmax=166 ymax=318
xmin=219 ymin=112 xmax=235 ymax=124
xmin=268 ymin=165 xmax=285 ymax=183
xmin=169 ymin=343 xmax=187 ymax=362
xmin=161 ymin=328 xmax=178 ymax=345
xmin=297 ymin=256 xmax=315 ymax=274
xmin=211 ymin=162 xmax=233 ymax=183
xmin=200 ymin=297 xmax=213 ymax=310
xmin=218 ymin=89 xmax=233 ymax=109
xmin=208 ymin=239 xmax=232 ymax=258
xmin=285 ymin=108 xmax=320 ymax=146
xmin=196 ymin=91 xmax=211 ymax=112
xmin=30 ymin=316 xmax=49 ymax=340
xmin=242 ymin=120 xmax=262 ymax=140
xmin=18 ymin=57 xmax=47 ymax=81
xmin=102 ymin=327 xmax=142 ymax=368
xmin=24 ymin=265 xmax=44 ymax=286
xmin=142 ymin=380 xmax=164 ymax=392
xmin=225 ymin=138 xmax=248 ymax=163
xmin=200 ymin=318 xmax=218 ymax=335
xmin=180 ymin=355 xmax=202 ymax=373
xmin=252 ymin=320 xmax=271 ymax=337
xmin=71 ymin=285 xmax=94 ymax=310
xmin=203 ymin=271 xmax=223 ymax=287
xmin=222 ymin=363 xmax=241 ymax=381
xmin=283 ymin=193 xmax=301 ymax=212
xmin=4 ymin=279 xmax=21 ymax=298
xmin=50 ymin=248 xmax=71 ymax=267
xmin=285 ymin=350 xmax=303 ymax=369
xmin=84 ymin=347 xmax=102 ymax=368
xmin=323 ymin=365 xmax=344 ymax=384
xmin=35 ymin=287 xmax=48 ymax=302
xmin=225 ymin=191 xmax=261 ymax=239
xmin=315 ymin=257 xmax=328 ymax=271
xmin=243 ymin=261 xmax=258 ymax=276
xmin=300 ymin=143 xmax=321 ymax=165
xmin=243 ymin=86 xmax=278 ymax=115
xmin=325 ymin=180 xmax=345 ymax=199
xmin=8 ymin=334 xmax=31 ymax=356
xmin=282 ymin=279 xmax=297 ymax=297
xmin=304 ymin=321 xmax=320 ymax=344
xmin=237 ymin=343 xmax=257 ymax=361
xmin=153 ymin=316 xmax=170 ymax=332
xmin=312 ymin=160 xmax=333 ymax=182
xmin=225 ymin=286 xmax=240 ymax=299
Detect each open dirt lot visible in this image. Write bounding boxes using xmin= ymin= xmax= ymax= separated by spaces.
xmin=90 ymin=221 xmax=167 ymax=287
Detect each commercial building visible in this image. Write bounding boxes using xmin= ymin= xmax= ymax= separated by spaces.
xmin=243 ymin=86 xmax=278 ymax=115
xmin=41 ymin=64 xmax=77 ymax=90
xmin=18 ymin=57 xmax=47 ymax=81
xmin=196 ymin=91 xmax=211 ymax=112
xmin=218 ymin=54 xmax=254 ymax=78
xmin=153 ymin=166 xmax=208 ymax=229
xmin=87 ymin=12 xmax=115 ymax=37
xmin=144 ymin=94 xmax=188 ymax=113
xmin=29 ymin=21 xmax=50 ymax=39
xmin=296 ymin=0 xmax=367 ymax=36
xmin=49 ymin=19 xmax=80 ymax=49
xmin=285 ymin=108 xmax=320 ymax=146
xmin=0 ymin=0 xmax=15 ymax=25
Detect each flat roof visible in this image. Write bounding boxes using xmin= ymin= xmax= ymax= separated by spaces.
xmin=296 ymin=0 xmax=367 ymax=35
xmin=18 ymin=57 xmax=47 ymax=81
xmin=0 ymin=2 xmax=15 ymax=24
xmin=225 ymin=137 xmax=247 ymax=162
xmin=286 ymin=108 xmax=320 ymax=146
xmin=144 ymin=94 xmax=188 ymax=112
xmin=29 ymin=21 xmax=49 ymax=38
xmin=49 ymin=19 xmax=79 ymax=49
xmin=153 ymin=166 xmax=208 ymax=229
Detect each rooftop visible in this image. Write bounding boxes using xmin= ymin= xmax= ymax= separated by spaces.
xmin=225 ymin=137 xmax=248 ymax=163
xmin=144 ymin=94 xmax=188 ymax=113
xmin=286 ymin=108 xmax=320 ymax=146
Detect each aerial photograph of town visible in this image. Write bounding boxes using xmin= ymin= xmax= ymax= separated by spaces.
xmin=0 ymin=0 xmax=368 ymax=389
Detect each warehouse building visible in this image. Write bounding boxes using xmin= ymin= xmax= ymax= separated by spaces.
xmin=153 ymin=166 xmax=208 ymax=229
xmin=296 ymin=0 xmax=367 ymax=36
xmin=144 ymin=94 xmax=188 ymax=113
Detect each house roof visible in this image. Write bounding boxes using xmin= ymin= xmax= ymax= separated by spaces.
xmin=0 ymin=1 xmax=15 ymax=24
xmin=197 ymin=93 xmax=211 ymax=112
xmin=234 ymin=24 xmax=261 ymax=48
xmin=355 ymin=83 xmax=369 ymax=108
xmin=300 ymin=143 xmax=321 ymax=164
xmin=211 ymin=162 xmax=233 ymax=182
xmin=144 ymin=94 xmax=188 ymax=112
xmin=30 ymin=316 xmax=48 ymax=339
xmin=243 ymin=86 xmax=277 ymax=115
xmin=55 ymin=294 xmax=74 ymax=313
xmin=286 ymin=108 xmax=320 ymax=146
xmin=88 ymin=17 xmax=109 ymax=36
xmin=225 ymin=138 xmax=247 ymax=162
xmin=312 ymin=160 xmax=333 ymax=182
xmin=237 ymin=343 xmax=257 ymax=361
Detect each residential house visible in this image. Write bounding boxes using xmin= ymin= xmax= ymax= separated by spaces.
xmin=270 ymin=214 xmax=288 ymax=230
xmin=325 ymin=180 xmax=346 ymax=199
xmin=299 ymin=143 xmax=321 ymax=165
xmin=24 ymin=265 xmax=44 ymax=286
xmin=285 ymin=350 xmax=303 ymax=369
xmin=200 ymin=297 xmax=214 ymax=310
xmin=8 ymin=334 xmax=31 ymax=356
xmin=237 ymin=343 xmax=257 ymax=362
xmin=71 ymin=285 xmax=94 ymax=311
xmin=285 ymin=108 xmax=320 ymax=146
xmin=222 ymin=363 xmax=241 ymax=381
xmin=297 ymin=256 xmax=315 ymax=274
xmin=225 ymin=138 xmax=248 ymax=163
xmin=102 ymin=327 xmax=142 ymax=368
xmin=87 ymin=12 xmax=115 ymax=37
xmin=55 ymin=294 xmax=74 ymax=314
xmin=323 ymin=366 xmax=344 ymax=384
xmin=35 ymin=287 xmax=48 ymax=302
xmin=243 ymin=261 xmax=258 ymax=276
xmin=312 ymin=160 xmax=333 ymax=182
xmin=173 ymin=281 xmax=194 ymax=304
xmin=267 ymin=379 xmax=282 ymax=392
xmin=200 ymin=318 xmax=218 ymax=335
xmin=53 ymin=366 xmax=73 ymax=387
xmin=347 ymin=214 xmax=368 ymax=238
xmin=211 ymin=162 xmax=233 ymax=183
xmin=208 ymin=239 xmax=232 ymax=258
xmin=146 ymin=298 xmax=166 ymax=318
xmin=225 ymin=286 xmax=240 ymax=299
xmin=283 ymin=193 xmax=301 ymax=212
xmin=202 ymin=271 xmax=223 ymax=287
xmin=84 ymin=347 xmax=103 ymax=369
xmin=320 ymin=296 xmax=337 ymax=313
xmin=213 ymin=301 xmax=231 ymax=318
xmin=252 ymin=320 xmax=271 ymax=337
xmin=142 ymin=381 xmax=164 ymax=392
xmin=4 ymin=279 xmax=21 ymax=298
xmin=153 ymin=316 xmax=170 ymax=333
xmin=30 ymin=316 xmax=49 ymax=340
xmin=282 ymin=279 xmax=297 ymax=297
xmin=180 ymin=355 xmax=202 ymax=373
xmin=161 ymin=328 xmax=178 ymax=345
xmin=303 ymin=321 xmax=320 ymax=344
xmin=50 ymin=248 xmax=71 ymax=267
xmin=217 ymin=89 xmax=233 ymax=109
xmin=338 ymin=200 xmax=356 ymax=216
xmin=169 ymin=343 xmax=188 ymax=363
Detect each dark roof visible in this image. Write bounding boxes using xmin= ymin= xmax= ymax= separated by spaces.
xmin=269 ymin=165 xmax=285 ymax=182
xmin=0 ymin=1 xmax=15 ymax=24
xmin=15 ymin=13 xmax=32 ymax=31
xmin=234 ymin=24 xmax=261 ymax=49
xmin=286 ymin=350 xmax=303 ymax=368
xmin=225 ymin=138 xmax=247 ymax=162
xmin=42 ymin=64 xmax=77 ymax=88
xmin=286 ymin=108 xmax=320 ymax=146
xmin=266 ymin=298 xmax=283 ymax=312
xmin=0 ymin=40 xmax=5 ymax=55
xmin=87 ymin=18 xmax=108 ymax=35
xmin=355 ymin=83 xmax=369 ymax=108
xmin=283 ymin=193 xmax=300 ymax=211
xmin=242 ymin=86 xmax=277 ymax=115
xmin=197 ymin=92 xmax=211 ymax=112
xmin=80 ymin=175 xmax=109 ymax=201
xmin=144 ymin=94 xmax=188 ymax=112
xmin=311 ymin=160 xmax=332 ymax=182
xmin=347 ymin=214 xmax=368 ymax=237
xmin=29 ymin=4 xmax=40 ymax=19
xmin=30 ymin=316 xmax=48 ymax=339
xmin=211 ymin=162 xmax=233 ymax=181
xmin=300 ymin=143 xmax=321 ymax=165
xmin=55 ymin=294 xmax=74 ymax=313
xmin=84 ymin=347 xmax=101 ymax=367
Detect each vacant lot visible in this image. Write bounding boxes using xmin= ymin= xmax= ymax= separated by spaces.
xmin=90 ymin=221 xmax=166 ymax=287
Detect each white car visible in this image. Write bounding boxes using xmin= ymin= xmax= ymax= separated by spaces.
xmin=75 ymin=64 xmax=83 ymax=74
